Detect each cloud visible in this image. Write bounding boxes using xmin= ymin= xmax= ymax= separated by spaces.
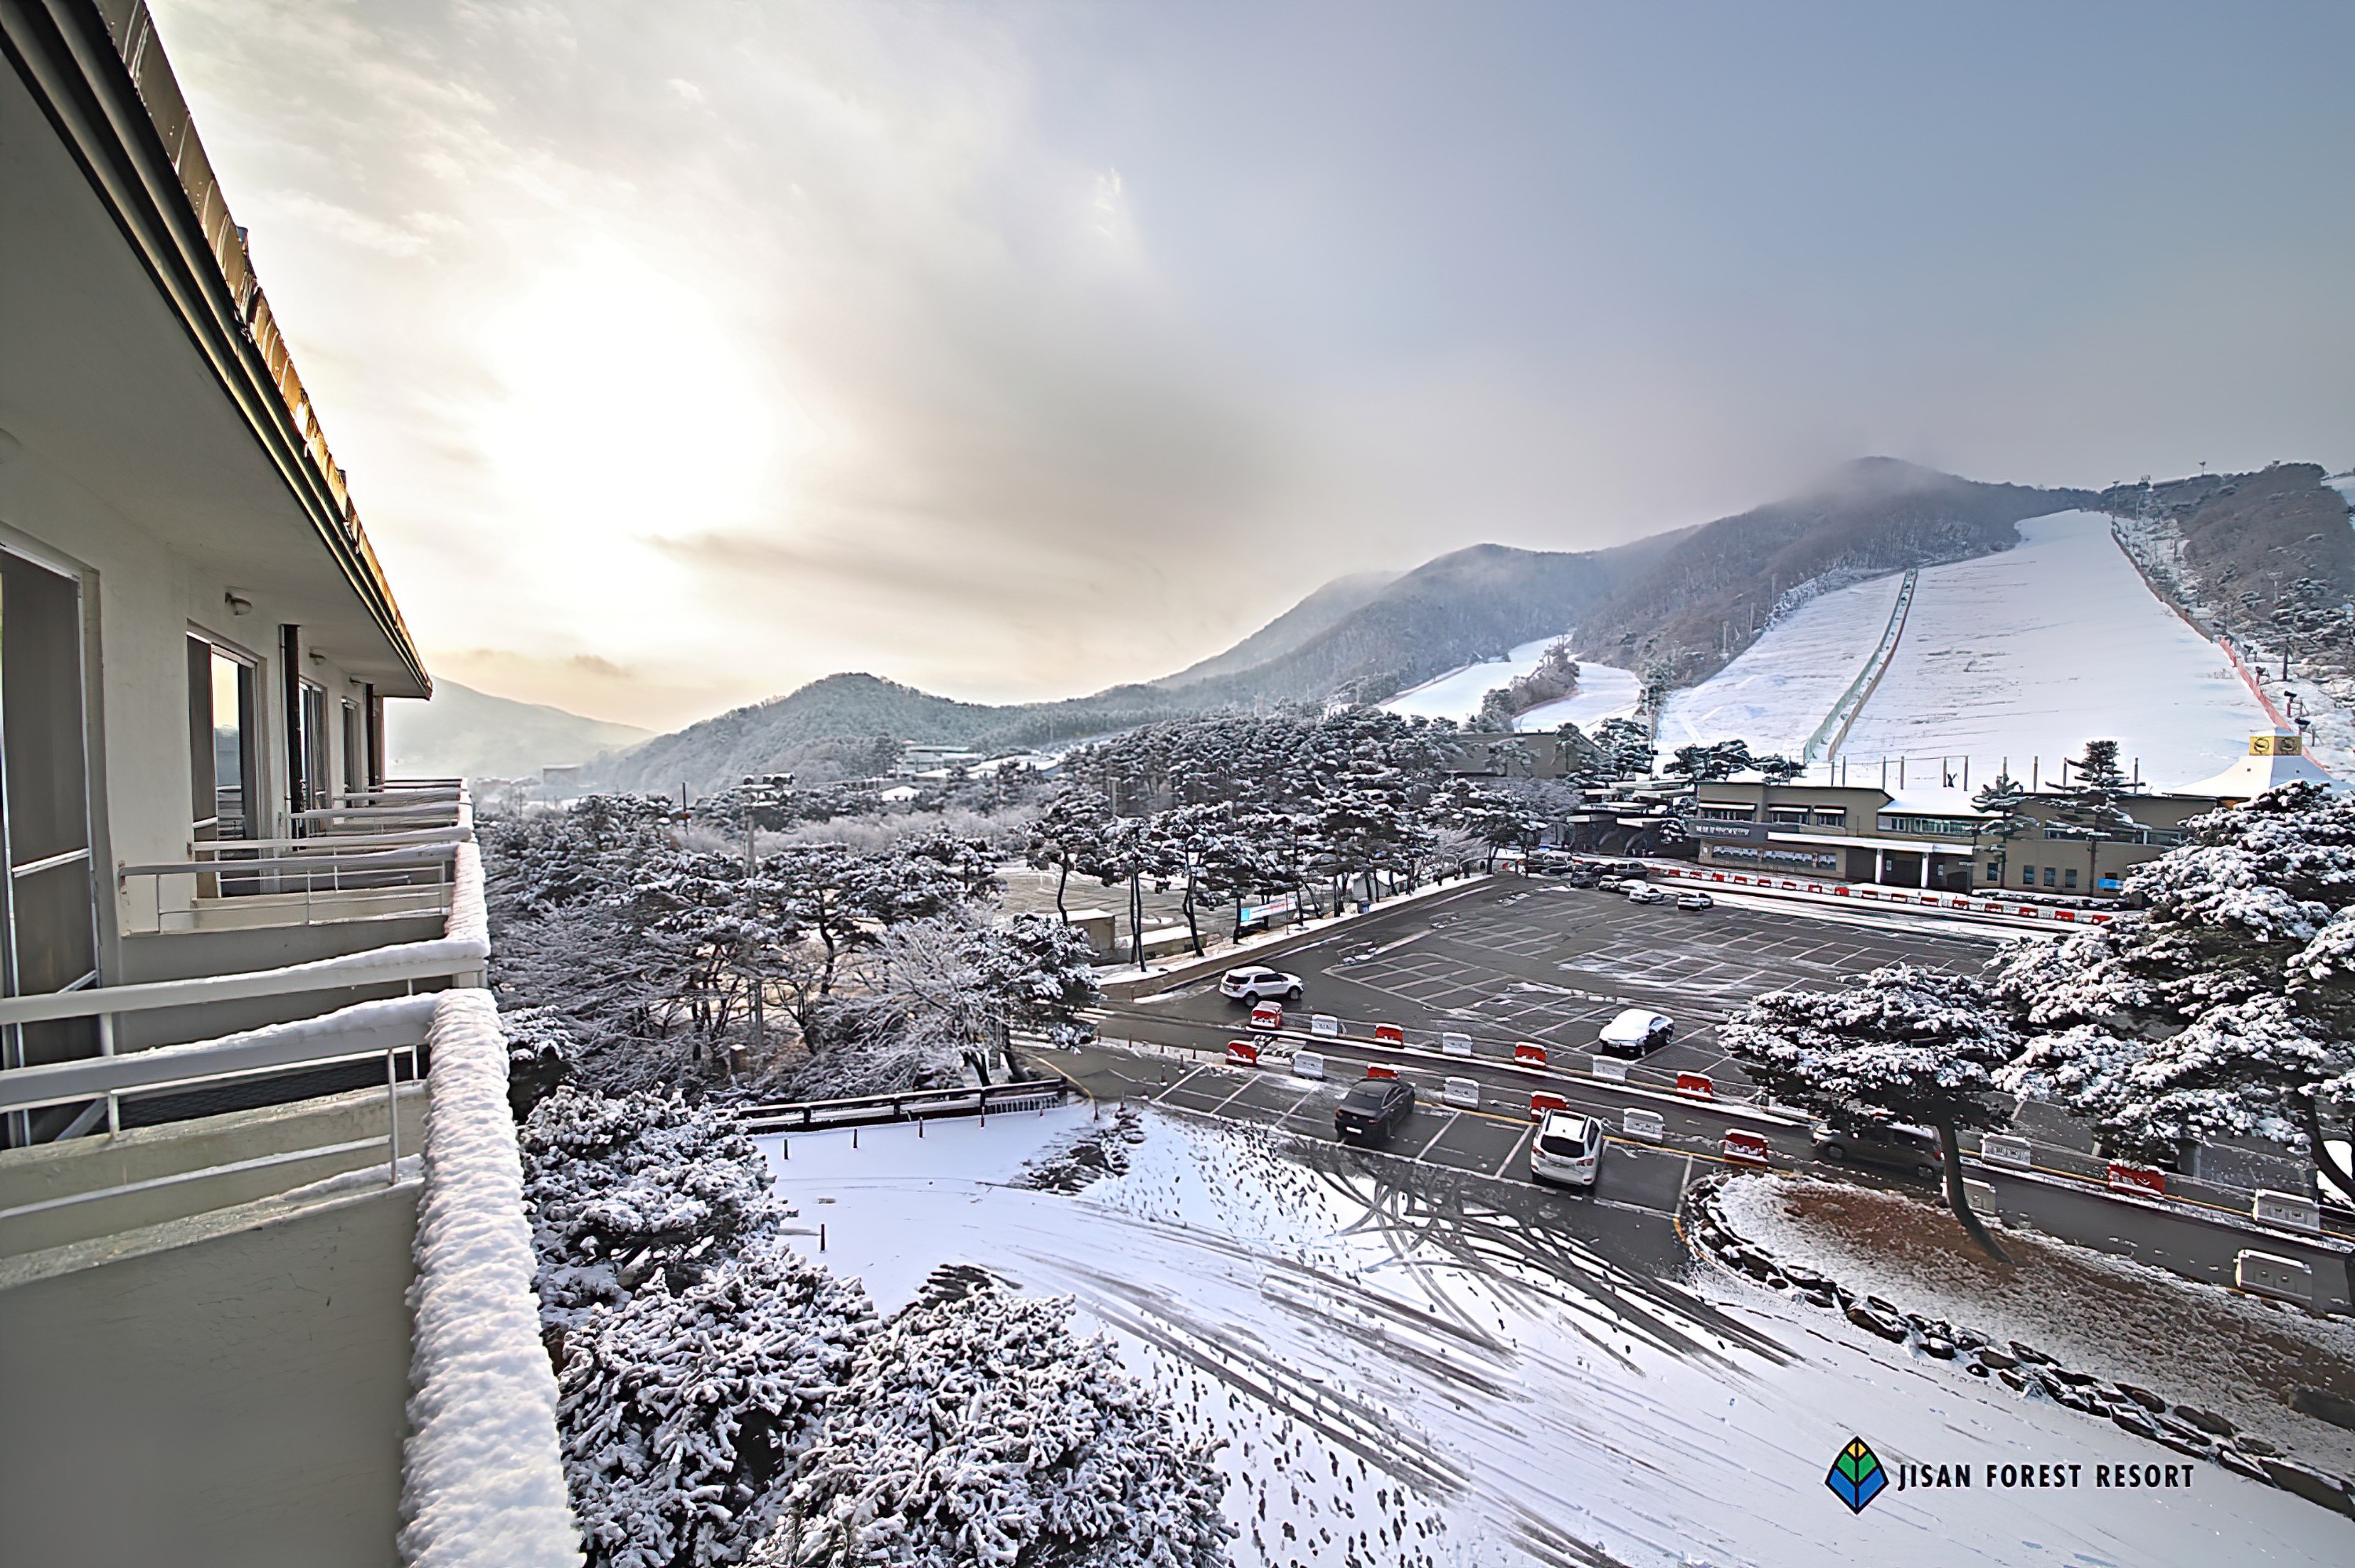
xmin=144 ymin=0 xmax=2355 ymax=731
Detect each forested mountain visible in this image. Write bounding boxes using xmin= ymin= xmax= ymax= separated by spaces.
xmin=585 ymin=459 xmax=2135 ymax=795
xmin=386 ymin=680 xmax=649 ymax=781
xmin=1569 ymin=458 xmax=2090 ymax=688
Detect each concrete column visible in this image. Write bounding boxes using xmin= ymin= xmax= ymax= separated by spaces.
xmin=1873 ymin=848 xmax=1886 ymax=884
xmin=1921 ymin=854 xmax=1933 ymax=889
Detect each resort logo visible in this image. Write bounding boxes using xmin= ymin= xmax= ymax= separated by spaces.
xmin=1826 ymin=1436 xmax=1888 ymax=1514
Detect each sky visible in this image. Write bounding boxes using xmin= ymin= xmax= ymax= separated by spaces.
xmin=148 ymin=1 xmax=2355 ymax=731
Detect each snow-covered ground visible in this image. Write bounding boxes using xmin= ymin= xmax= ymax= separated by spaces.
xmin=1657 ymin=513 xmax=2276 ymax=788
xmin=1382 ymin=636 xmax=1568 ymax=724
xmin=1515 ymin=662 xmax=1642 ymax=731
xmin=759 ymin=1109 xmax=2348 ymax=1566
xmin=1656 ymin=577 xmax=1904 ymax=758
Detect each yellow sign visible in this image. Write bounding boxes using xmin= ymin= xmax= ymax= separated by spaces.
xmin=2251 ymin=734 xmax=2302 ymax=757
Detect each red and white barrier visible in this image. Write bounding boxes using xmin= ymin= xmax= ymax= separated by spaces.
xmin=1590 ymin=1055 xmax=1628 ymax=1082
xmin=1530 ymin=1091 xmax=1568 ymax=1121
xmin=1648 ymin=864 xmax=2115 ymax=925
xmin=1513 ymin=1042 xmax=1547 ymax=1067
xmin=1291 ymin=1050 xmax=1326 ymax=1080
xmin=1623 ymin=1107 xmax=1666 ymax=1140
xmin=1225 ymin=1040 xmax=1261 ymax=1067
xmin=1441 ymin=1077 xmax=1481 ymax=1110
xmin=1675 ymin=1071 xmax=1714 ymax=1099
xmin=1722 ymin=1129 xmax=1772 ymax=1166
xmin=1249 ymin=1002 xmax=1283 ymax=1032
xmin=1309 ymin=1013 xmax=1341 ymax=1038
xmin=1441 ymin=1032 xmax=1474 ymax=1057
xmin=1373 ymin=1023 xmax=1406 ymax=1046
xmin=1364 ymin=1063 xmax=1400 ymax=1081
xmin=2106 ymin=1161 xmax=2166 ymax=1198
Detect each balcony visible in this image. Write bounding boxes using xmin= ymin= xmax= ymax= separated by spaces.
xmin=0 ymin=786 xmax=578 ymax=1566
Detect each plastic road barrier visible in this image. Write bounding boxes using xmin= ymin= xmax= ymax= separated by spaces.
xmin=1291 ymin=1050 xmax=1327 ymax=1081
xmin=1622 ymin=1108 xmax=1666 ymax=1140
xmin=1364 ymin=1063 xmax=1400 ymax=1081
xmin=1441 ymin=1032 xmax=1474 ymax=1057
xmin=1225 ymin=1040 xmax=1261 ymax=1067
xmin=2236 ymin=1249 xmax=2313 ymax=1306
xmin=1530 ymin=1091 xmax=1569 ymax=1121
xmin=1979 ymin=1133 xmax=2032 ymax=1169
xmin=1722 ymin=1130 xmax=1772 ymax=1167
xmin=1373 ymin=1023 xmax=1406 ymax=1046
xmin=2106 ymin=1161 xmax=2166 ymax=1198
xmin=2253 ymin=1190 xmax=2323 ymax=1233
xmin=1310 ymin=1014 xmax=1341 ymax=1038
xmin=1674 ymin=1071 xmax=1714 ymax=1099
xmin=1590 ymin=1055 xmax=1628 ymax=1082
xmin=1249 ymin=1002 xmax=1283 ymax=1032
xmin=1513 ymin=1042 xmax=1547 ymax=1067
xmin=1441 ymin=1077 xmax=1481 ymax=1110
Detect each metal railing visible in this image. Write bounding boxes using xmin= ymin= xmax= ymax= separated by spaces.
xmin=733 ymin=1079 xmax=1071 ymax=1134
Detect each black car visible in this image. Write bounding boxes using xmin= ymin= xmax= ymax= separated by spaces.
xmin=1334 ymin=1077 xmax=1416 ymax=1143
xmin=1812 ymin=1121 xmax=1941 ymax=1179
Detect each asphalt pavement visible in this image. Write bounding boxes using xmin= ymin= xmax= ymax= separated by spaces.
xmin=1046 ymin=875 xmax=2355 ymax=1313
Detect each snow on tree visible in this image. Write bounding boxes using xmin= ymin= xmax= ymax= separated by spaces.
xmin=1724 ymin=963 xmax=2020 ymax=1260
xmin=1988 ymin=780 xmax=2355 ymax=1207
xmin=1024 ymin=788 xmax=1112 ymax=921
xmin=521 ymin=1088 xmax=786 ymax=1332
xmin=560 ymin=1242 xmax=877 ymax=1568
xmin=754 ymin=1282 xmax=1231 ymax=1568
xmin=1590 ymin=717 xmax=1655 ymax=779
xmin=1970 ymin=771 xmax=2037 ymax=886
xmin=2043 ymin=738 xmax=2145 ymax=891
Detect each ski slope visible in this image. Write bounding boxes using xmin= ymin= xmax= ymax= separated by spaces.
xmin=1656 ymin=576 xmax=1905 ymax=758
xmin=1658 ymin=512 xmax=2274 ymax=787
xmin=1513 ymin=662 xmax=1641 ymax=731
xmin=1380 ymin=635 xmax=1566 ymax=722
xmin=1835 ymin=512 xmax=2268 ymax=786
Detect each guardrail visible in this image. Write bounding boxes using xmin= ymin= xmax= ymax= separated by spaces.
xmin=1648 ymin=863 xmax=2120 ymax=927
xmin=732 ymin=1078 xmax=1071 ymax=1134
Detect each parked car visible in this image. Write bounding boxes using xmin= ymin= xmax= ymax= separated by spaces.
xmin=1594 ymin=875 xmax=1627 ymax=893
xmin=1526 ymin=848 xmax=1577 ymax=873
xmin=1675 ymin=891 xmax=1714 ymax=910
xmin=1334 ymin=1076 xmax=1416 ymax=1143
xmin=1220 ymin=965 xmax=1302 ymax=1003
xmin=1565 ymin=869 xmax=1601 ymax=888
xmin=1812 ymin=1120 xmax=1941 ymax=1178
xmin=1624 ymin=884 xmax=1669 ymax=905
xmin=1531 ymin=1110 xmax=1603 ymax=1187
xmin=1612 ymin=861 xmax=1652 ymax=881
xmin=1597 ymin=1008 xmax=1674 ymax=1057
xmin=1247 ymin=1001 xmax=1284 ymax=1032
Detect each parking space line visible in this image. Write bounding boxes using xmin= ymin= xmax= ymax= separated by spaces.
xmin=1400 ymin=1111 xmax=1457 ymax=1163
xmin=1489 ymin=1125 xmax=1532 ymax=1179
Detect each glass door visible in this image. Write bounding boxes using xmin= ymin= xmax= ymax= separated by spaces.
xmin=1 ymin=549 xmax=100 ymax=1144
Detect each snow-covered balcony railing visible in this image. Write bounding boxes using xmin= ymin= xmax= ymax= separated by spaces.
xmin=2 ymin=838 xmax=490 ymax=1140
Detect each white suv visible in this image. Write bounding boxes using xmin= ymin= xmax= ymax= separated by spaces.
xmin=1219 ymin=965 xmax=1302 ymax=1003
xmin=1532 ymin=1110 xmax=1602 ymax=1187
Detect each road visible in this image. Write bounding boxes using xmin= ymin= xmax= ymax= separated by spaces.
xmin=1046 ymin=874 xmax=2355 ymax=1311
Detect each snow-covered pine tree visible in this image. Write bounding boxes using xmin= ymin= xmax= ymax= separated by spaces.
xmin=521 ymin=1088 xmax=786 ymax=1331
xmin=1988 ymin=781 xmax=2355 ymax=1212
xmin=1724 ymin=964 xmax=2020 ymax=1260
xmin=560 ymin=1242 xmax=876 ymax=1568
xmin=758 ymin=1283 xmax=1231 ymax=1568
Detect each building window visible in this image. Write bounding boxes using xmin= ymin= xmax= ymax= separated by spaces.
xmin=1696 ymin=805 xmax=1756 ymax=822
xmin=2043 ymin=866 xmax=2057 ymax=888
xmin=1984 ymin=863 xmax=2000 ymax=883
xmin=298 ymin=680 xmax=330 ymax=816
xmin=187 ymin=634 xmax=259 ymax=844
xmin=2021 ymin=864 xmax=2035 ymax=886
xmin=2064 ymin=868 xmax=2079 ymax=890
xmin=341 ymin=698 xmax=363 ymax=805
xmin=1766 ymin=808 xmax=1811 ymax=825
xmin=1812 ymin=810 xmax=1847 ymax=828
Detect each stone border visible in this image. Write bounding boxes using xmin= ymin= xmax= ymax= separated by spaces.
xmin=1682 ymin=1172 xmax=2355 ymax=1520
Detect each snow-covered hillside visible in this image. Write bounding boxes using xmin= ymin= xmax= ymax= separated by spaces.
xmin=1514 ymin=663 xmax=1641 ymax=731
xmin=1660 ymin=512 xmax=2276 ymax=789
xmin=1381 ymin=635 xmax=1566 ymax=722
xmin=1656 ymin=577 xmax=1905 ymax=758
xmin=1382 ymin=635 xmax=1641 ymax=730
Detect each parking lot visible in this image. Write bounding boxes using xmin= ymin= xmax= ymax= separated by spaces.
xmin=1107 ymin=874 xmax=2005 ymax=1095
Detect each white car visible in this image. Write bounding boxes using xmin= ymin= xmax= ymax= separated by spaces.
xmin=1624 ymin=884 xmax=1669 ymax=905
xmin=1675 ymin=891 xmax=1713 ymax=910
xmin=1532 ymin=1110 xmax=1603 ymax=1187
xmin=1219 ymin=965 xmax=1302 ymax=1003
xmin=1597 ymin=1008 xmax=1674 ymax=1058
